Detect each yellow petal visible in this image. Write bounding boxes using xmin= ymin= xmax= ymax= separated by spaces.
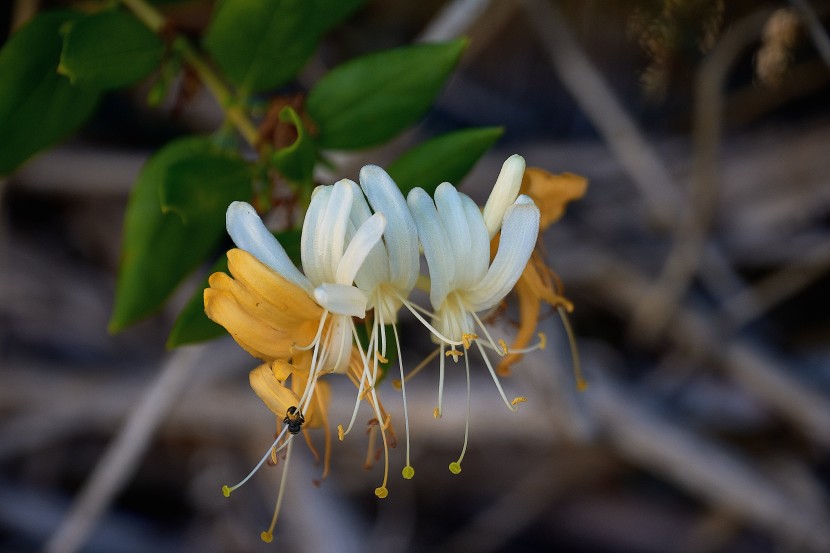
xmin=521 ymin=169 xmax=587 ymax=230
xmin=227 ymin=249 xmax=322 ymax=322
xmin=204 ymin=288 xmax=296 ymax=361
xmin=249 ymin=363 xmax=301 ymax=416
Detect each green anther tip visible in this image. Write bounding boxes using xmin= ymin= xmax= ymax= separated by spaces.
xmin=221 ymin=485 xmax=232 ymax=497
xmin=449 ymin=462 xmax=462 ymax=474
xmin=260 ymin=531 xmax=273 ymax=543
xmin=402 ymin=465 xmax=415 ymax=479
xmin=375 ymin=486 xmax=389 ymax=498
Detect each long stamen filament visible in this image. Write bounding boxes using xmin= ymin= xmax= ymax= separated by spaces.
xmin=368 ymin=387 xmax=391 ymax=498
xmin=470 ymin=310 xmax=506 ymax=357
xmin=222 ymin=426 xmax=289 ymax=497
xmin=558 ymin=305 xmax=587 ymax=391
xmin=393 ymin=347 xmax=440 ymax=389
xmin=393 ymin=291 xmax=463 ymax=346
xmin=260 ymin=439 xmax=294 ymax=543
xmin=340 ymin=322 xmax=376 ymax=439
xmin=392 ymin=323 xmax=414 ymax=479
xmin=292 ymin=310 xmax=329 ymax=352
xmin=474 ymin=340 xmax=519 ymax=412
xmin=449 ymin=352 xmax=472 ymax=475
xmin=436 ymin=343 xmax=446 ymax=418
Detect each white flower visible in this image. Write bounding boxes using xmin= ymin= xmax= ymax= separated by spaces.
xmin=407 ymin=154 xmax=539 ymax=473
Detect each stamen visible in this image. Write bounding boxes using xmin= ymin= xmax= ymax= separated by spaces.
xmin=436 ymin=344 xmax=446 ymax=418
xmin=315 ymin=391 xmax=332 ymax=481
xmin=449 ymin=351 xmax=472 ymax=475
xmin=394 ymin=291 xmax=464 ymax=346
xmin=222 ymin=426 xmax=289 ymax=497
xmin=557 ymin=306 xmax=587 ymax=391
xmin=445 ymin=348 xmax=464 ymax=359
xmin=369 ymin=388 xmax=391 ymax=498
xmin=392 ymin=347 xmax=440 ymax=389
xmin=538 ymin=332 xmax=547 ymax=350
xmin=392 ymin=323 xmax=415 ymax=480
xmin=474 ymin=340 xmax=519 ymax=412
xmin=340 ymin=321 xmax=377 ymax=439
xmin=511 ymin=396 xmax=527 ymax=406
xmin=260 ymin=439 xmax=295 ymax=543
xmin=498 ymin=339 xmax=509 ymax=354
xmin=291 ymin=310 xmax=329 ymax=352
xmin=462 ymin=333 xmax=478 ymax=349
xmin=470 ymin=310 xmax=507 ymax=358
xmin=375 ymin=351 xmax=389 ymax=364
xmin=338 ymin=424 xmax=345 ymax=441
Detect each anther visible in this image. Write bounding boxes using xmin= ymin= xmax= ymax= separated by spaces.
xmin=538 ymin=332 xmax=547 ymax=350
xmin=433 ymin=407 xmax=441 ymax=419
xmin=375 ymin=351 xmax=388 ymax=364
xmin=392 ymin=379 xmax=402 ymax=390
xmin=498 ymin=339 xmax=509 ymax=354
xmin=337 ymin=424 xmax=345 ymax=441
xmin=461 ymin=333 xmax=478 ymax=349
xmin=511 ymin=396 xmax=527 ymax=406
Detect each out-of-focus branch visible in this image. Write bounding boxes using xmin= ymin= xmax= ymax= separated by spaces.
xmin=521 ymin=0 xmax=680 ymax=228
xmin=43 ymin=346 xmax=208 ymax=553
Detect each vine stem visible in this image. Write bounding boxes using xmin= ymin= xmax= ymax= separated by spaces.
xmin=119 ymin=0 xmax=260 ymax=147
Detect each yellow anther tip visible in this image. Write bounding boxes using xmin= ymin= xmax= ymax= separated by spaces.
xmin=538 ymin=332 xmax=547 ymax=350
xmin=260 ymin=531 xmax=273 ymax=543
xmin=449 ymin=462 xmax=462 ymax=475
xmin=375 ymin=486 xmax=389 ymax=498
xmin=337 ymin=424 xmax=345 ymax=441
xmin=402 ymin=465 xmax=415 ymax=479
xmin=498 ymin=339 xmax=509 ymax=355
xmin=375 ymin=352 xmax=389 ymax=364
xmin=511 ymin=396 xmax=528 ymax=406
xmin=577 ymin=379 xmax=588 ymax=392
xmin=392 ymin=379 xmax=402 ymax=390
xmin=433 ymin=407 xmax=441 ymax=419
xmin=221 ymin=485 xmax=232 ymax=498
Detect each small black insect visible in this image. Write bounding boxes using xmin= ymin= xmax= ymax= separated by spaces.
xmin=283 ymin=406 xmax=305 ymax=435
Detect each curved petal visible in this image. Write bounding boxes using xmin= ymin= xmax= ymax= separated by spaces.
xmin=482 ymin=154 xmax=525 ymax=238
xmin=461 ymin=193 xmax=490 ymax=286
xmin=407 ymin=187 xmax=454 ymax=309
xmin=435 ymin=183 xmax=472 ymax=287
xmin=467 ymin=195 xmax=539 ymax=312
xmin=300 ymin=185 xmax=331 ymax=286
xmin=226 ymin=201 xmax=311 ymax=292
xmin=347 ymin=180 xmax=391 ymax=292
xmin=360 ymin=164 xmax=420 ymax=292
xmin=316 ymin=181 xmax=354 ymax=283
xmin=249 ymin=363 xmax=300 ymax=416
xmin=336 ymin=213 xmax=386 ymax=285
xmin=313 ymin=283 xmax=368 ymax=317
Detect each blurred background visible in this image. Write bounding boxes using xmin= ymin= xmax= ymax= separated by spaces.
xmin=3 ymin=0 xmax=830 ymax=552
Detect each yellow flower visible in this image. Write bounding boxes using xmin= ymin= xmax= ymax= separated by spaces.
xmin=497 ymin=168 xmax=588 ymax=382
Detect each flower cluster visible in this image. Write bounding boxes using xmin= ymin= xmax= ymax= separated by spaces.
xmin=204 ymin=155 xmax=581 ymax=542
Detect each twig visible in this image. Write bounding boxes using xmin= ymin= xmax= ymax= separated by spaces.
xmin=789 ymin=0 xmax=830 ymax=70
xmin=629 ymin=9 xmax=775 ymax=344
xmin=43 ymin=345 xmax=207 ymax=553
xmin=521 ymin=0 xmax=680 ymax=228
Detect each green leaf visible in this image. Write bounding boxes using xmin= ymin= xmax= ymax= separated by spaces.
xmin=307 ymin=39 xmax=467 ymax=150
xmin=166 ymin=255 xmax=228 ymax=347
xmin=59 ymin=10 xmax=165 ymax=90
xmin=110 ymin=137 xmax=253 ymax=332
xmin=387 ymin=127 xmax=503 ymax=196
xmin=0 ymin=10 xmax=99 ymax=175
xmin=308 ymin=0 xmax=366 ymax=34
xmin=167 ymin=228 xmax=303 ymax=348
xmin=271 ymin=106 xmax=317 ymax=188
xmin=204 ymin=0 xmax=315 ymax=94
xmin=160 ymin=153 xmax=253 ymax=224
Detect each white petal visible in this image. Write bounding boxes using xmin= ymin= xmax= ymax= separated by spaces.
xmin=225 ymin=201 xmax=311 ymax=292
xmin=301 ymin=185 xmax=331 ymax=286
xmin=482 ymin=154 xmax=525 ymax=238
xmin=435 ymin=183 xmax=473 ymax=287
xmin=407 ymin=187 xmax=454 ymax=309
xmin=359 ymin=165 xmax=420 ymax=292
xmin=347 ymin=179 xmax=390 ymax=291
xmin=313 ymin=283 xmax=368 ymax=317
xmin=315 ymin=180 xmax=353 ymax=283
xmin=336 ymin=213 xmax=386 ymax=285
xmin=461 ymin=193 xmax=490 ymax=286
xmin=467 ymin=195 xmax=539 ymax=312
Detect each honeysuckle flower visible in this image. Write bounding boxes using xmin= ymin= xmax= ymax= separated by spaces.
xmin=206 ymin=181 xmax=395 ymax=541
xmin=406 ymin=154 xmax=540 ymax=474
xmin=497 ymin=169 xmax=588 ymax=383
